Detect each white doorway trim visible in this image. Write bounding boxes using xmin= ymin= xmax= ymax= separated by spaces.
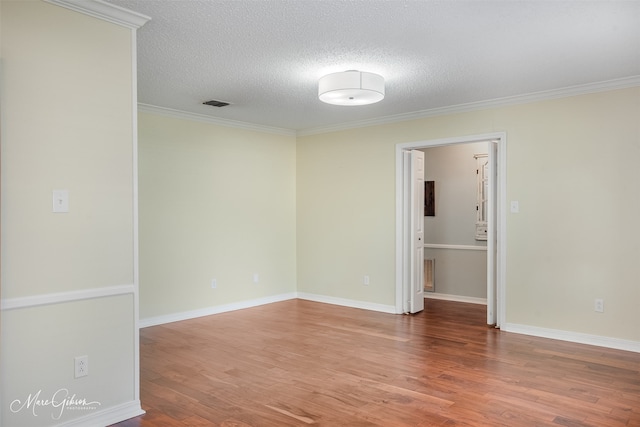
xmin=395 ymin=132 xmax=507 ymax=326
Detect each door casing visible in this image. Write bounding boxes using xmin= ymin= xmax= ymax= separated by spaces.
xmin=395 ymin=132 xmax=507 ymax=326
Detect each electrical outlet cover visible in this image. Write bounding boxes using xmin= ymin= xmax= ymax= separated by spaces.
xmin=74 ymin=355 xmax=88 ymax=378
xmin=595 ymin=299 xmax=604 ymax=313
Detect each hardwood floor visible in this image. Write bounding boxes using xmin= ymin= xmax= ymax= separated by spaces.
xmin=112 ymin=299 xmax=640 ymax=426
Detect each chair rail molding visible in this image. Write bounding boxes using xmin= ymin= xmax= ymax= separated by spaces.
xmin=0 ymin=285 xmax=136 ymax=311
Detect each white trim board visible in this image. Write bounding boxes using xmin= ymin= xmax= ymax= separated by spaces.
xmin=53 ymin=400 xmax=144 ymax=427
xmin=139 ymin=294 xmax=640 ymax=355
xmin=131 ymin=22 xmax=143 ymax=405
xmin=141 ymin=294 xmax=396 ymax=328
xmin=136 ymin=78 xmax=640 ymax=138
xmin=0 ymin=285 xmax=135 ymax=311
xmin=503 ymin=323 xmax=640 ymax=354
xmin=424 ymin=292 xmax=487 ymax=305
xmin=139 ymin=293 xmax=297 ymax=328
xmin=298 ymin=76 xmax=640 ymax=136
xmin=138 ymin=103 xmax=296 ymax=136
xmin=45 ymin=0 xmax=151 ymax=29
xmin=297 ymin=293 xmax=397 ymax=314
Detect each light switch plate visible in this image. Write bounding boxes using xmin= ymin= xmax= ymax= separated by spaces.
xmin=510 ymin=200 xmax=519 ymax=213
xmin=53 ymin=190 xmax=69 ymax=213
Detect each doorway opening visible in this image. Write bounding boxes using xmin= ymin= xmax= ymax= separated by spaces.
xmin=395 ymin=133 xmax=506 ymax=327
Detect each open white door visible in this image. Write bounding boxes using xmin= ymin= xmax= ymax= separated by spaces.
xmin=403 ymin=150 xmax=425 ymax=314
xmin=487 ymin=141 xmax=498 ymax=326
xmin=396 ymin=133 xmax=506 ymax=322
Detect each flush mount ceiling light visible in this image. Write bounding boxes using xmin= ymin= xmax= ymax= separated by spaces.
xmin=318 ymin=70 xmax=385 ymax=106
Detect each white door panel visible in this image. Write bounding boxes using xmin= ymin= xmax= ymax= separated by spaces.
xmin=404 ymin=150 xmax=425 ymax=314
xmin=487 ymin=141 xmax=498 ymax=326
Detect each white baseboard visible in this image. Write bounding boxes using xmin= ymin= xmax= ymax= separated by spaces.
xmin=424 ymin=292 xmax=487 ymax=305
xmin=55 ymin=400 xmax=144 ymax=427
xmin=503 ymin=323 xmax=640 ymax=354
xmin=139 ymin=292 xmax=640 ymax=354
xmin=139 ymin=293 xmax=297 ymax=328
xmin=140 ymin=292 xmax=395 ymax=328
xmin=296 ymin=292 xmax=397 ymax=314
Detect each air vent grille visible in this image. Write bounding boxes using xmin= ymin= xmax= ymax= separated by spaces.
xmin=203 ymin=99 xmax=230 ymax=107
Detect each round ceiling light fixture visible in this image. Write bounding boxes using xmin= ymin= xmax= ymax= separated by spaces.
xmin=318 ymin=70 xmax=385 ymax=106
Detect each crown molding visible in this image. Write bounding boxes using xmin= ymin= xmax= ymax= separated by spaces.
xmin=137 ymin=76 xmax=639 ymax=138
xmin=45 ymin=0 xmax=151 ymax=29
xmin=297 ymin=75 xmax=640 ymax=136
xmin=138 ymin=104 xmax=296 ymax=136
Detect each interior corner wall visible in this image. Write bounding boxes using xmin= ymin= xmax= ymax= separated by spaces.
xmin=296 ymin=87 xmax=640 ymax=344
xmin=1 ymin=1 xmax=139 ymax=425
xmin=137 ymin=113 xmax=297 ymax=320
xmin=296 ymin=129 xmax=398 ymax=305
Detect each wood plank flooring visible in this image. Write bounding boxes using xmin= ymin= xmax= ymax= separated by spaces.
xmin=111 ymin=299 xmax=640 ymax=426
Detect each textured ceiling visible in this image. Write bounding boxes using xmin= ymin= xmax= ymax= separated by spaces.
xmin=106 ymin=0 xmax=640 ymax=133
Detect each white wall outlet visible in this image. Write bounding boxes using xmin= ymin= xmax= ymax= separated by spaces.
xmin=211 ymin=279 xmax=217 ymax=289
xmin=53 ymin=189 xmax=69 ymax=213
xmin=595 ymin=298 xmax=604 ymax=313
xmin=363 ymin=275 xmax=370 ymax=286
xmin=74 ymin=355 xmax=88 ymax=378
xmin=253 ymin=273 xmax=259 ymax=283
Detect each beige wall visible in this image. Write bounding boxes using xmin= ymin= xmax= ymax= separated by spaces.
xmin=1 ymin=1 xmax=140 ymax=424
xmin=297 ymin=87 xmax=640 ymax=343
xmin=296 ymin=127 xmax=398 ymax=305
xmin=138 ymin=113 xmax=297 ymax=319
xmin=498 ymin=90 xmax=639 ymax=339
xmin=2 ymin=1 xmax=134 ymax=296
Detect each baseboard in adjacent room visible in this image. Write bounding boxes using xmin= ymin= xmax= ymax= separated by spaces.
xmin=424 ymin=292 xmax=487 ymax=305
